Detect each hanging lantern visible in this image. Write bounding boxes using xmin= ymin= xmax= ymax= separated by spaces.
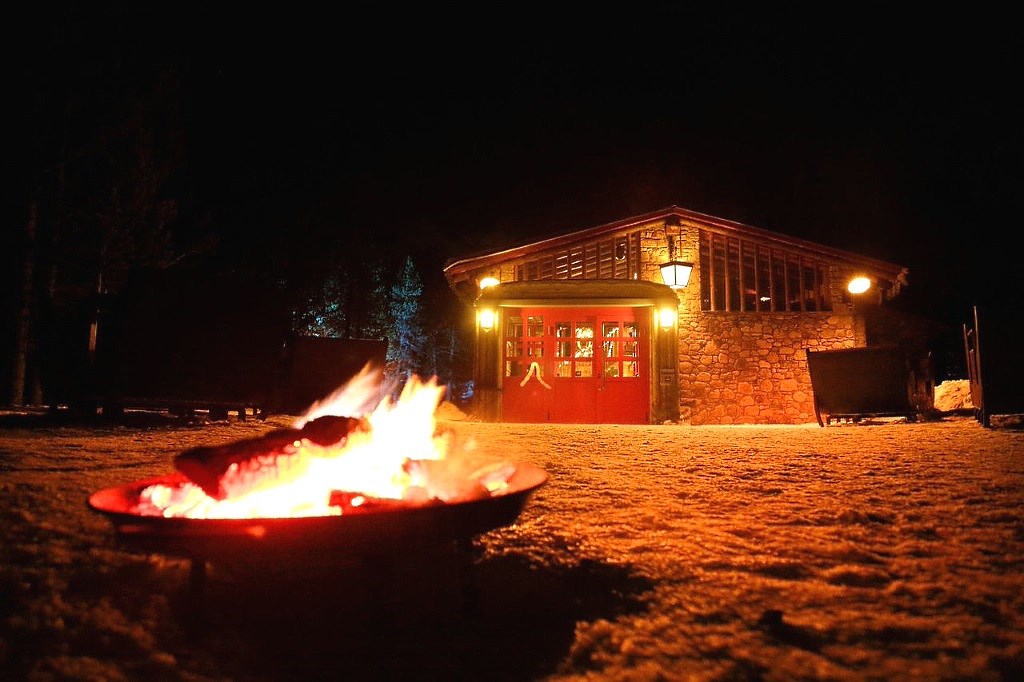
xmin=660 ymin=260 xmax=693 ymax=288
xmin=660 ymin=216 xmax=693 ymax=288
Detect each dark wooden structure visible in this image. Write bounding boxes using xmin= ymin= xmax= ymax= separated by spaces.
xmin=46 ymin=269 xmax=295 ymax=420
xmin=94 ymin=300 xmax=288 ymax=420
xmin=805 ymin=345 xmax=934 ymax=426
xmin=963 ymin=305 xmax=1024 ymax=427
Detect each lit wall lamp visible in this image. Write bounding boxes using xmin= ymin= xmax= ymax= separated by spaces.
xmin=478 ymin=307 xmax=496 ymax=331
xmin=478 ymin=276 xmax=499 ymax=290
xmin=658 ymin=306 xmax=677 ymax=330
xmin=847 ymin=276 xmax=871 ymax=295
xmin=660 ymin=216 xmax=694 ymax=288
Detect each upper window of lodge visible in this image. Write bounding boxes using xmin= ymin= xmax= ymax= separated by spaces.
xmin=698 ymin=229 xmax=833 ymax=313
xmin=515 ymin=232 xmax=641 ymax=282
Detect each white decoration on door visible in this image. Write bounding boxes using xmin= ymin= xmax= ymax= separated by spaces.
xmin=519 ymin=361 xmax=552 ymax=389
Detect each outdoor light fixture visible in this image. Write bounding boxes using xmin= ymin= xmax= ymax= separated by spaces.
xmin=847 ymin=276 xmax=871 ymax=295
xmin=660 ymin=216 xmax=694 ymax=288
xmin=658 ymin=307 xmax=677 ymax=330
xmin=478 ymin=308 xmax=496 ymax=331
xmin=479 ymin=276 xmax=499 ymax=290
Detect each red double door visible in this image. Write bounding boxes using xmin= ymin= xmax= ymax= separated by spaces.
xmin=501 ymin=307 xmax=650 ymax=423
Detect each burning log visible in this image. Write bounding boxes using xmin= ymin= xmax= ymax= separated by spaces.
xmin=174 ymin=415 xmax=367 ymax=500
xmin=327 ymin=490 xmax=428 ymax=513
xmin=401 ymin=458 xmax=518 ymax=503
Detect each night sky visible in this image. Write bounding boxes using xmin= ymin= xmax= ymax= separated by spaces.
xmin=8 ymin=6 xmax=1020 ymax=331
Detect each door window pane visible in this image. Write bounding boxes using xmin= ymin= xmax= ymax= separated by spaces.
xmin=602 ymin=321 xmax=619 ymax=358
xmin=603 ymin=362 xmax=619 ymax=378
xmin=506 ymin=315 xmax=523 ymax=338
xmin=575 ymin=323 xmax=594 ymax=357
xmin=555 ymin=322 xmax=571 ymax=358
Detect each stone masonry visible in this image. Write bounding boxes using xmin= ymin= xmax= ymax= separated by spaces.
xmin=640 ymin=218 xmax=865 ymax=425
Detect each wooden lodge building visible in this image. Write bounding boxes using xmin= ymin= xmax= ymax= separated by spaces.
xmin=443 ymin=206 xmax=913 ymax=425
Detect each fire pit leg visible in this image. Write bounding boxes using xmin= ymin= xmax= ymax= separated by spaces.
xmin=189 ymin=557 xmax=207 ymax=598
xmin=183 ymin=558 xmax=207 ymax=636
xmin=455 ymin=538 xmax=481 ymax=618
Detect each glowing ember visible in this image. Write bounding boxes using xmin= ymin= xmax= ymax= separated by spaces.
xmin=134 ymin=367 xmax=515 ymax=519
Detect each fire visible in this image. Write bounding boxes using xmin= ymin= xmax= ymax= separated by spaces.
xmin=136 ymin=366 xmax=514 ymax=519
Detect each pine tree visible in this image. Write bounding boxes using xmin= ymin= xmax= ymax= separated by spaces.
xmin=291 ymin=272 xmax=348 ymax=338
xmin=421 ymin=280 xmax=472 ymax=401
xmin=386 ymin=256 xmax=424 ymax=383
xmin=358 ymin=260 xmax=390 ymax=341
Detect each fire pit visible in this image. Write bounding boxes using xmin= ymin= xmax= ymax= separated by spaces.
xmin=88 ymin=464 xmax=547 ymax=560
xmin=87 ymin=369 xmax=547 ymax=605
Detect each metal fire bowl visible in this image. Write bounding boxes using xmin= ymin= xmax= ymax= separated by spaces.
xmin=88 ymin=463 xmax=548 ymax=563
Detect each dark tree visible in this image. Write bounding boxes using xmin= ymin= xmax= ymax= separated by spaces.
xmin=358 ymin=260 xmax=391 ymax=341
xmin=386 ymin=256 xmax=425 ymax=383
xmin=421 ymin=280 xmax=473 ymax=401
xmin=8 ymin=18 xmax=211 ymax=407
xmin=289 ymin=241 xmax=390 ymax=342
xmin=292 ymin=272 xmax=350 ymax=338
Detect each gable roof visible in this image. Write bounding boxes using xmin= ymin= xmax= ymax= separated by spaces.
xmin=444 ymin=205 xmax=909 ymax=288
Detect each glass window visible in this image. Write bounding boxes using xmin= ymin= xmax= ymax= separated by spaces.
xmin=771 ymin=256 xmax=786 ymax=313
xmin=757 ymin=248 xmax=772 ymax=311
xmin=742 ymin=242 xmax=757 ymax=311
xmin=555 ymin=322 xmax=571 ymax=358
xmin=698 ymin=229 xmax=834 ymax=313
xmin=602 ymin=322 xmax=619 ymax=358
xmin=801 ymin=263 xmax=818 ymax=312
xmin=726 ymin=237 xmax=740 ymax=311
xmin=699 ymin=232 xmax=712 ymax=310
xmin=575 ymin=323 xmax=594 ymax=358
xmin=787 ymin=257 xmax=802 ymax=311
xmin=712 ymin=235 xmax=727 ymax=311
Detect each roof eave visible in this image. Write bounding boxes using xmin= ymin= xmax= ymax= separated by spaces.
xmin=444 ymin=205 xmax=908 ymax=282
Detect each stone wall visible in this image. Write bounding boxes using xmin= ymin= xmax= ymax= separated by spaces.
xmin=677 ymin=312 xmax=861 ymax=424
xmin=642 ymin=218 xmax=865 ymax=425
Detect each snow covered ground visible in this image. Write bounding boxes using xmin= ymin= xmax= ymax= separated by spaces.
xmin=1 ymin=398 xmax=1022 ymax=681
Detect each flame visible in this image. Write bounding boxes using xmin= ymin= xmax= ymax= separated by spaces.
xmin=136 ymin=366 xmax=512 ymax=519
